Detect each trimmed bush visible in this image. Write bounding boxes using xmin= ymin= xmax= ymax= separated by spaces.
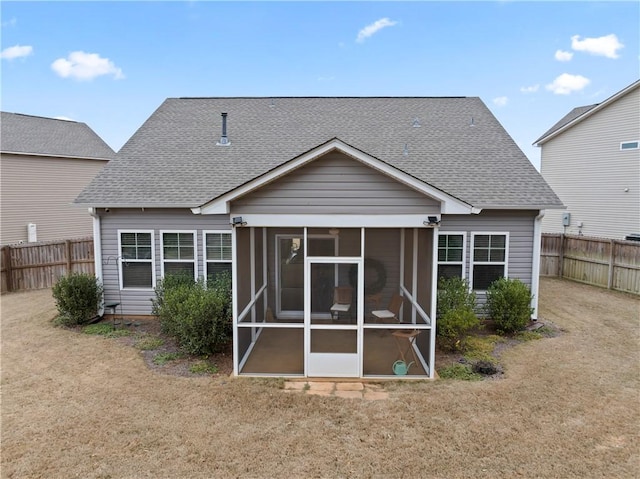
xmin=436 ymin=277 xmax=479 ymax=351
xmin=151 ymin=273 xmax=232 ymax=355
xmin=52 ymin=273 xmax=103 ymax=326
xmin=485 ymin=277 xmax=534 ymax=334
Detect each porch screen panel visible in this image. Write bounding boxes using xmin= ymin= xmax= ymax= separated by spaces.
xmin=416 ymin=229 xmax=432 ymax=316
xmin=236 ymin=228 xmax=252 ymax=314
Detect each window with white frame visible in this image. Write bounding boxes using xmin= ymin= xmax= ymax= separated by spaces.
xmin=437 ymin=233 xmax=465 ymax=280
xmin=204 ymin=231 xmax=232 ymax=283
xmin=119 ymin=231 xmax=155 ymax=289
xmin=620 ymin=141 xmax=639 ymax=150
xmin=161 ymin=231 xmax=197 ymax=279
xmin=471 ymin=233 xmax=508 ymax=290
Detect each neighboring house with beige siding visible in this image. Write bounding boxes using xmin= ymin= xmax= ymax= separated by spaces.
xmin=76 ymin=96 xmax=563 ymax=379
xmin=1 ymin=112 xmax=115 ymax=245
xmin=535 ymin=80 xmax=640 ymax=240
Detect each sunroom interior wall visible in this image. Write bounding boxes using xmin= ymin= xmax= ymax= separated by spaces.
xmin=236 ymin=227 xmax=252 ymax=315
xmin=99 ymin=208 xmax=230 ymax=316
xmin=401 ymin=229 xmax=414 ymax=323
xmin=364 ymin=229 xmax=401 ymax=308
xmin=416 ymin=228 xmax=433 ymax=318
xmin=266 ymin=228 xmax=304 ymax=319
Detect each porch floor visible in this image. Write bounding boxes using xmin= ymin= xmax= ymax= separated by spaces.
xmin=240 ymin=327 xmax=427 ymax=377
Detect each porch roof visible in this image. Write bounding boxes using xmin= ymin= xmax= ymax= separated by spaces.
xmin=75 ymin=97 xmax=563 ymax=210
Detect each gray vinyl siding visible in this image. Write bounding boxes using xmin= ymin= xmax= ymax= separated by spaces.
xmin=232 ymin=152 xmax=440 ymax=215
xmin=100 ymin=208 xmax=230 ymax=316
xmin=440 ymin=210 xmax=536 ymax=306
xmin=540 ymin=86 xmax=640 ymax=239
xmin=0 ymin=153 xmax=108 ymax=245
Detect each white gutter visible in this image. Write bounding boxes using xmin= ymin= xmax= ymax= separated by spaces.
xmin=530 ymin=210 xmax=545 ymax=320
xmin=88 ymin=207 xmax=104 ymax=317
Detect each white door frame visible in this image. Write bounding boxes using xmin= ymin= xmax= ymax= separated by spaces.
xmin=305 ymin=255 xmax=363 ymax=377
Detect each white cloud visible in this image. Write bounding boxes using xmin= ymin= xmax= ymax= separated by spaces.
xmin=317 ymin=75 xmax=335 ymax=82
xmin=493 ymin=96 xmax=508 ymax=107
xmin=356 ymin=17 xmax=398 ymax=43
xmin=545 ymin=73 xmax=590 ymax=95
xmin=520 ymin=84 xmax=539 ymax=93
xmin=1 ymin=44 xmax=33 ymax=60
xmin=571 ymin=34 xmax=624 ymax=59
xmin=51 ymin=51 xmax=124 ymax=81
xmin=2 ymin=17 xmax=17 ymax=28
xmin=554 ymin=50 xmax=573 ymax=62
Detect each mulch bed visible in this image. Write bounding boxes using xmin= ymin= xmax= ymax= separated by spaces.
xmin=90 ymin=317 xmax=234 ymax=378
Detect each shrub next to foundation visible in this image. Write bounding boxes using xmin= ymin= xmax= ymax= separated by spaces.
xmin=151 ymin=273 xmax=232 ymax=355
xmin=436 ymin=277 xmax=479 ymax=351
xmin=52 ymin=273 xmax=103 ymax=326
xmin=485 ymin=277 xmax=534 ymax=334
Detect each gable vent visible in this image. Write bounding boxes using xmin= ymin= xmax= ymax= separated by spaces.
xmin=216 ymin=112 xmax=231 ymax=146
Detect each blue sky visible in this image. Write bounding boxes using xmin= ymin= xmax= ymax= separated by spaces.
xmin=2 ymin=1 xmax=638 ymax=169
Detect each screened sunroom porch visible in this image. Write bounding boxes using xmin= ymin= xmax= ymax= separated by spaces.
xmin=231 ymin=226 xmax=437 ymax=379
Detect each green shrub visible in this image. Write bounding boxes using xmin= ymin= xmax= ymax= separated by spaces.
xmin=52 ymin=273 xmax=103 ymax=326
xmin=437 ymin=363 xmax=482 ymax=381
xmin=485 ymin=277 xmax=534 ymax=334
xmin=151 ymin=273 xmax=232 ymax=355
xmin=436 ymin=277 xmax=479 ymax=351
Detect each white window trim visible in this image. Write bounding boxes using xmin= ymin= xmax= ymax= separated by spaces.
xmin=118 ymin=229 xmax=156 ymax=291
xmin=437 ymin=231 xmax=467 ymax=280
xmin=203 ymin=230 xmax=232 ymax=286
xmin=469 ymin=232 xmax=510 ymax=291
xmin=160 ymin=230 xmax=198 ymax=281
xmin=620 ymin=140 xmax=639 ymax=151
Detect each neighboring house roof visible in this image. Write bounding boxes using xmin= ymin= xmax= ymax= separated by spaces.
xmin=1 ymin=112 xmax=116 ymax=160
xmin=76 ymin=97 xmax=562 ymax=210
xmin=534 ymin=79 xmax=640 ymax=145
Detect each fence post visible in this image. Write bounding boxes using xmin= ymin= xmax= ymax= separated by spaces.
xmin=65 ymin=239 xmax=72 ymax=275
xmin=3 ymin=246 xmax=13 ymax=292
xmin=607 ymin=239 xmax=615 ymax=290
xmin=558 ymin=234 xmax=565 ymax=278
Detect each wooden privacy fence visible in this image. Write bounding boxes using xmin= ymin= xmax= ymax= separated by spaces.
xmin=1 ymin=237 xmax=95 ymax=293
xmin=540 ymin=233 xmax=640 ymax=295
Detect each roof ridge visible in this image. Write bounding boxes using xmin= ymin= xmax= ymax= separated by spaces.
xmin=176 ymin=96 xmax=470 ymax=100
xmin=1 ymin=111 xmax=81 ymax=124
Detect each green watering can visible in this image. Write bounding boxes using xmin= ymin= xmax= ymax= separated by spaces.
xmin=392 ymin=360 xmax=414 ymax=375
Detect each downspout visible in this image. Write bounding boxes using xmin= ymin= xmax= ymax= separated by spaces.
xmin=88 ymin=207 xmax=104 ymax=317
xmin=531 ymin=210 xmax=545 ymax=320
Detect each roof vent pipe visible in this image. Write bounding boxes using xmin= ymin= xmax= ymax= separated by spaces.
xmin=217 ymin=112 xmax=230 ymax=146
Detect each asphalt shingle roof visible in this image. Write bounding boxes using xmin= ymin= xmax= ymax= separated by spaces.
xmin=534 ymin=104 xmax=598 ymax=145
xmin=1 ymin=112 xmax=115 ymax=160
xmin=75 ymin=97 xmax=562 ymax=209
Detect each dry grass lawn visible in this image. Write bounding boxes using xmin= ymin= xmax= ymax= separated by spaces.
xmin=1 ymin=277 xmax=638 ymax=478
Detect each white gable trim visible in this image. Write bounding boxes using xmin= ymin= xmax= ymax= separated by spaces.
xmin=535 ymin=80 xmax=640 ymax=146
xmin=194 ymin=139 xmax=474 ymax=216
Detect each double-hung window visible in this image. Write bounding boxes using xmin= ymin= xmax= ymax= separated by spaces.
xmin=437 ymin=233 xmax=465 ymax=280
xmin=161 ymin=231 xmax=197 ymax=280
xmin=119 ymin=230 xmax=155 ymax=289
xmin=471 ymin=233 xmax=509 ymax=290
xmin=204 ymin=231 xmax=232 ymax=284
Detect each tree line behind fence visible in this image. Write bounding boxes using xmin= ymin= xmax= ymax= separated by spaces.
xmin=1 ymin=234 xmax=638 ymax=295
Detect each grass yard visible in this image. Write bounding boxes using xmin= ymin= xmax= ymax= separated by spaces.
xmin=1 ymin=277 xmax=638 ymax=478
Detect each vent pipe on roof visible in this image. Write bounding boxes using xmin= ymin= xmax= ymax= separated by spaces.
xmin=216 ymin=112 xmax=230 ymax=146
